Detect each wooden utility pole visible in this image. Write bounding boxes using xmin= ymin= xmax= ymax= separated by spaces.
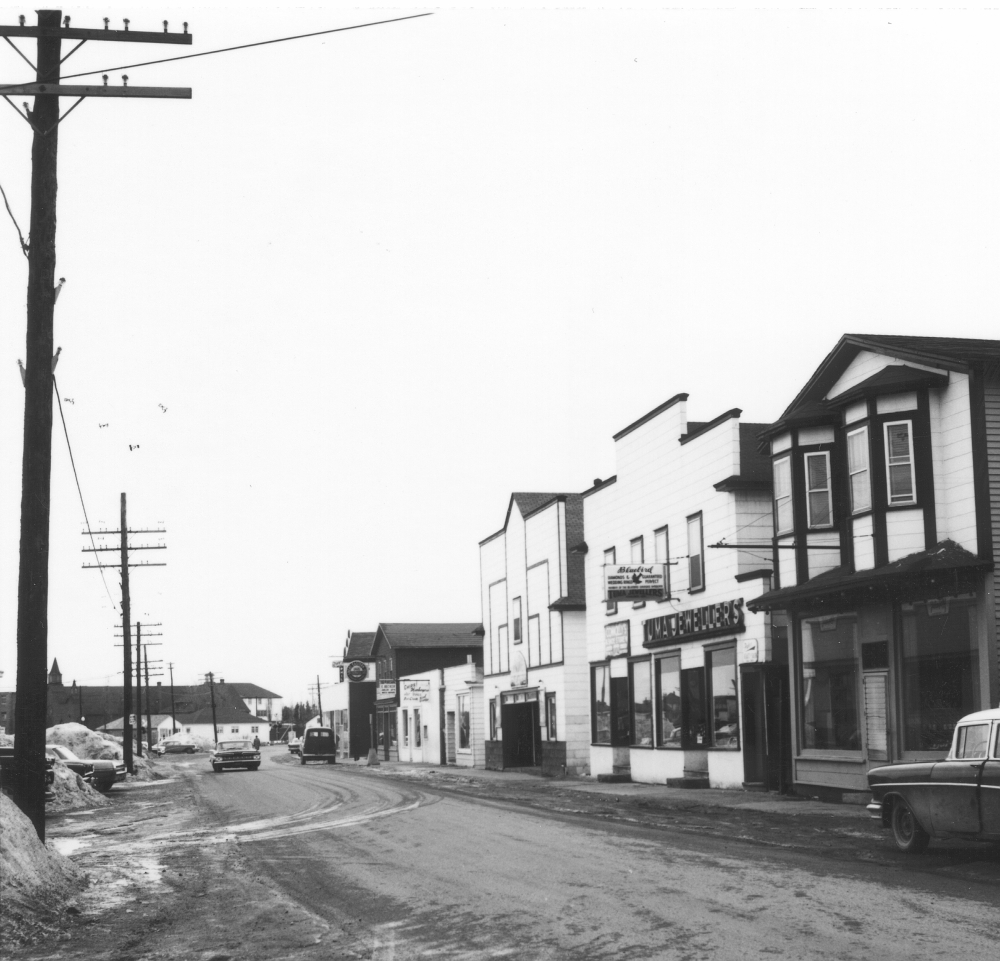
xmin=133 ymin=619 xmax=141 ymax=757
xmin=121 ymin=496 xmax=134 ymax=770
xmin=144 ymin=644 xmax=153 ymax=750
xmin=3 ymin=10 xmax=191 ymax=837
xmin=206 ymin=673 xmax=219 ymax=747
xmin=168 ymin=663 xmax=177 ymax=735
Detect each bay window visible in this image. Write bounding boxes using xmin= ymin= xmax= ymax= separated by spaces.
xmin=805 ymin=452 xmax=833 ymax=528
xmin=847 ymin=426 xmax=871 ymax=513
xmin=773 ymin=457 xmax=793 ymax=534
xmin=884 ymin=421 xmax=916 ymax=505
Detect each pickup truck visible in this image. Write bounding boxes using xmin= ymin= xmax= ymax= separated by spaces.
xmin=867 ymin=707 xmax=1000 ymax=852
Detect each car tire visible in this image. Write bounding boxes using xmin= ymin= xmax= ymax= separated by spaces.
xmin=890 ymin=798 xmax=930 ymax=853
xmin=300 ymin=756 xmax=306 ymax=765
xmin=248 ymin=764 xmax=260 ymax=771
xmin=186 ymin=747 xmax=195 ymax=754
xmin=211 ymin=764 xmax=221 ymax=773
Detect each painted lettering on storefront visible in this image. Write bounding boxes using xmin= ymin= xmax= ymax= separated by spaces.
xmin=643 ymin=598 xmax=745 ymax=646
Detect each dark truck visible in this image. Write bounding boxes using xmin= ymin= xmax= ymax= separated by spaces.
xmin=299 ymin=727 xmax=337 ymax=765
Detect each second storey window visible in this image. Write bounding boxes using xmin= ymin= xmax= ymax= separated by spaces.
xmin=773 ymin=456 xmax=793 ymax=534
xmin=805 ymin=452 xmax=833 ymax=528
xmin=687 ymin=513 xmax=704 ymax=592
xmin=847 ymin=426 xmax=871 ymax=513
xmin=630 ymin=537 xmax=644 ymax=563
xmin=604 ymin=548 xmax=617 ymax=615
xmin=512 ymin=597 xmax=522 ymax=643
xmin=885 ymin=421 xmax=916 ymax=505
xmin=654 ymin=526 xmax=670 ymax=598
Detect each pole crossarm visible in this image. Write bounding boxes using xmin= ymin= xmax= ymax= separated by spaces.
xmin=82 ymin=544 xmax=166 ymax=552
xmin=0 ymin=83 xmax=192 ymax=99
xmin=83 ymin=561 xmax=166 ymax=568
xmin=0 ymin=26 xmax=192 ymax=45
xmin=84 ymin=529 xmax=166 ymax=535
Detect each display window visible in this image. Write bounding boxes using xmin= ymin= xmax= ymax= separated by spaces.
xmin=800 ymin=613 xmax=860 ymax=751
xmin=592 ymin=664 xmax=611 ymax=744
xmin=656 ymin=655 xmax=682 ymax=748
xmin=707 ymin=647 xmax=739 ymax=749
xmin=630 ymin=660 xmax=653 ymax=746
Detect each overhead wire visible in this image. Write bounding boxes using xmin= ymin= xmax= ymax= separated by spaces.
xmin=0 ymin=13 xmax=433 ymax=94
xmin=53 ymin=374 xmax=119 ymax=614
xmin=0 ymin=178 xmax=28 ymax=256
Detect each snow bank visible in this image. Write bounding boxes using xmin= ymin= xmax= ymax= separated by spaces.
xmin=47 ymin=722 xmax=159 ymax=781
xmin=48 ymin=762 xmax=111 ymax=812
xmin=0 ymin=792 xmax=86 ymax=945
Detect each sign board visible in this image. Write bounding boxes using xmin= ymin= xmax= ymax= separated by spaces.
xmin=604 ymin=621 xmax=630 ymax=657
xmin=644 ymin=598 xmax=745 ymax=647
xmin=742 ymin=637 xmax=758 ymax=663
xmin=401 ymin=679 xmax=431 ymax=703
xmin=377 ymin=680 xmax=397 ymax=700
xmin=345 ymin=660 xmax=371 ymax=682
xmin=604 ymin=563 xmax=668 ymax=601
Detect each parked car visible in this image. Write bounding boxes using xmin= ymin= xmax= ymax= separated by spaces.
xmin=288 ymin=737 xmax=302 ymax=756
xmin=867 ymin=707 xmax=1000 ymax=852
xmin=46 ymin=744 xmax=127 ymax=793
xmin=0 ymin=746 xmax=56 ymax=801
xmin=210 ymin=739 xmax=261 ymax=772
xmin=152 ymin=735 xmax=199 ymax=756
xmin=299 ymin=727 xmax=337 ymax=765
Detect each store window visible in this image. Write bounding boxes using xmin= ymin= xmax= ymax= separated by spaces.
xmin=389 ymin=712 xmax=397 ymax=750
xmin=773 ymin=456 xmax=793 ymax=534
xmin=604 ymin=548 xmax=617 ymax=615
xmin=707 ymin=647 xmax=739 ymax=749
xmin=457 ymin=694 xmax=470 ymax=750
xmin=884 ymin=421 xmax=916 ymax=505
xmin=592 ymin=664 xmax=611 ymax=744
xmin=403 ymin=710 xmax=409 ymax=747
xmin=489 ymin=698 xmax=497 ymax=740
xmin=512 ymin=597 xmax=522 ymax=642
xmin=546 ymin=692 xmax=557 ymax=740
xmin=687 ymin=513 xmax=704 ymax=592
xmin=656 ymin=655 xmax=682 ymax=748
xmin=414 ymin=709 xmax=421 ymax=747
xmin=847 ymin=427 xmax=871 ymax=513
xmin=805 ymin=452 xmax=833 ymax=528
xmin=800 ymin=614 xmax=860 ymax=751
xmin=901 ymin=597 xmax=980 ymax=753
xmin=630 ymin=660 xmax=653 ymax=746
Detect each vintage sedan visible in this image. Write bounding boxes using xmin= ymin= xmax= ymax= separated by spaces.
xmin=209 ymin=739 xmax=261 ymax=773
xmin=46 ymin=744 xmax=127 ymax=793
xmin=867 ymin=708 xmax=1000 ymax=852
xmin=152 ymin=735 xmax=200 ymax=755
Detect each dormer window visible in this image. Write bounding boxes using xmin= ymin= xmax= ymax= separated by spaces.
xmin=884 ymin=421 xmax=916 ymax=505
xmin=773 ymin=456 xmax=793 ymax=534
xmin=846 ymin=426 xmax=871 ymax=513
xmin=803 ymin=452 xmax=832 ymax=528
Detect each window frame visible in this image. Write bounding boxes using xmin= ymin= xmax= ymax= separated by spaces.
xmin=489 ymin=698 xmax=497 ymax=740
xmin=804 ymin=450 xmax=834 ymax=529
xmin=457 ymin=694 xmax=470 ymax=751
xmin=773 ymin=455 xmax=793 ymax=534
xmin=545 ymin=692 xmax=557 ymax=741
xmin=629 ymin=658 xmax=654 ymax=748
xmin=884 ymin=420 xmax=917 ymax=506
xmin=413 ymin=709 xmax=421 ymax=747
xmin=592 ymin=663 xmax=612 ymax=745
xmin=653 ymin=526 xmax=671 ymax=601
xmin=655 ymin=652 xmax=682 ymax=750
xmin=512 ymin=596 xmax=522 ymax=643
xmin=706 ymin=645 xmax=740 ymax=750
xmin=687 ymin=513 xmax=705 ymax=593
xmin=846 ymin=425 xmax=872 ymax=514
xmin=604 ymin=548 xmax=618 ymax=615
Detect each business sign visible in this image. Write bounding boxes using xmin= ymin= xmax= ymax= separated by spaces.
xmin=345 ymin=660 xmax=371 ymax=682
xmin=643 ymin=598 xmax=745 ymax=647
xmin=604 ymin=563 xmax=668 ymax=601
xmin=604 ymin=621 xmax=630 ymax=657
xmin=377 ymin=680 xmax=397 ymax=700
xmin=401 ymin=679 xmax=431 ymax=703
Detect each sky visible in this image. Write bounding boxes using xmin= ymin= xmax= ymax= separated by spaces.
xmin=2 ymin=2 xmax=1000 ymax=707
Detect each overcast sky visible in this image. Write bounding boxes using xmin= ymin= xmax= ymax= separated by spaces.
xmin=2 ymin=2 xmax=999 ymax=707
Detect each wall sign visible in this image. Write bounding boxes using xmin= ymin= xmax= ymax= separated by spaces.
xmin=604 ymin=621 xmax=630 ymax=657
xmin=643 ymin=598 xmax=745 ymax=647
xmin=377 ymin=680 xmax=397 ymax=700
xmin=401 ymin=679 xmax=431 ymax=703
xmin=742 ymin=637 xmax=758 ymax=663
xmin=604 ymin=563 xmax=668 ymax=601
xmin=346 ymin=660 xmax=371 ymax=682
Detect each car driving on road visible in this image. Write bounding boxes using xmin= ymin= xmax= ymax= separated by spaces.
xmin=152 ymin=735 xmax=200 ymax=755
xmin=210 ymin=739 xmax=261 ymax=772
xmin=867 ymin=707 xmax=1000 ymax=852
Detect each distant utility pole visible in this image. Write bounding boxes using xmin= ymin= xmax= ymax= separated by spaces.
xmin=4 ymin=9 xmax=192 ymax=840
xmin=114 ymin=621 xmax=162 ymax=757
xmin=168 ymin=663 xmax=177 ymax=735
xmin=205 ymin=673 xmax=219 ymax=746
xmin=309 ymin=675 xmax=330 ymax=722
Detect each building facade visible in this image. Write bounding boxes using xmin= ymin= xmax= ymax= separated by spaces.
xmin=749 ymin=335 xmax=1000 ymax=796
xmin=480 ymin=493 xmax=589 ymax=776
xmin=585 ymin=394 xmax=779 ymax=789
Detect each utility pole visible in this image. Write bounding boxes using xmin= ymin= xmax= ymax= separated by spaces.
xmin=143 ymin=645 xmax=152 ymax=750
xmin=206 ymin=673 xmax=219 ymax=747
xmin=3 ymin=9 xmax=191 ymax=837
xmin=134 ymin=621 xmax=142 ymax=757
xmin=168 ymin=663 xmax=177 ymax=735
xmin=113 ymin=620 xmax=162 ymax=758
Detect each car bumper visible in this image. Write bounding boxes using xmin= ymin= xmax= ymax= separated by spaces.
xmin=866 ymin=800 xmax=883 ymax=820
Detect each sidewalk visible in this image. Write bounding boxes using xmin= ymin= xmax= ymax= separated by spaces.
xmin=332 ymin=756 xmax=870 ymax=821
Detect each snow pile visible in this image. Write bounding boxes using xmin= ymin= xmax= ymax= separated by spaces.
xmin=48 ymin=762 xmax=110 ymax=812
xmin=0 ymin=792 xmax=86 ymax=945
xmin=47 ymin=722 xmax=159 ymax=781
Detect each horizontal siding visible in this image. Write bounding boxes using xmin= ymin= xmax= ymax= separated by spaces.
xmin=885 ymin=508 xmax=925 ymax=563
xmin=984 ymin=376 xmax=1000 ymax=674
xmin=852 ymin=514 xmax=875 ymax=571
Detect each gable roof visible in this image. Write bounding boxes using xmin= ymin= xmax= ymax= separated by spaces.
xmin=375 ymin=623 xmax=484 ymax=650
xmin=480 ymin=491 xmax=573 ymax=546
xmin=227 ymin=683 xmax=282 ymax=700
xmin=345 ymin=632 xmax=377 ymax=658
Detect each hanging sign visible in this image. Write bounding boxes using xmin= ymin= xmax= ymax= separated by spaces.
xmin=401 ymin=679 xmax=431 ymax=702
xmin=345 ymin=660 xmax=371 ymax=682
xmin=377 ymin=680 xmax=397 ymax=700
xmin=643 ymin=598 xmax=745 ymax=646
xmin=604 ymin=563 xmax=668 ymax=601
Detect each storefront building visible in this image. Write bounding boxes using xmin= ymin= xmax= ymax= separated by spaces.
xmin=749 ymin=335 xmax=1000 ymax=796
xmin=333 ymin=631 xmax=377 ymax=760
xmin=480 ymin=492 xmax=589 ymax=775
xmin=396 ymin=663 xmax=485 ymax=768
xmin=370 ymin=623 xmax=484 ymax=762
xmin=585 ymin=394 xmax=780 ymax=790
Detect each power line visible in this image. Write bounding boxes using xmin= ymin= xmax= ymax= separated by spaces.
xmin=53 ymin=373 xmax=118 ymax=614
xmin=0 ymin=177 xmax=28 ymax=256
xmin=1 ymin=13 xmax=433 ymax=93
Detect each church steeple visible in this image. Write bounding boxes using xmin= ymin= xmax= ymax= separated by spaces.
xmin=48 ymin=658 xmax=63 ymax=686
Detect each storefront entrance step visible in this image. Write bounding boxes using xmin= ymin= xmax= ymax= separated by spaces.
xmin=597 ymin=772 xmax=633 ymax=784
xmin=666 ymin=776 xmax=711 ymax=789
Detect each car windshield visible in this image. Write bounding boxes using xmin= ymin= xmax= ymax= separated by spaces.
xmin=217 ymin=741 xmax=253 ymax=751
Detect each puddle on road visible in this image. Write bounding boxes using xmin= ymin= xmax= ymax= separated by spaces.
xmin=51 ymin=837 xmax=89 ymax=856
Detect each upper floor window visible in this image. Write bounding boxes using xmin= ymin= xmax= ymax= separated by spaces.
xmin=604 ymin=548 xmax=617 ymax=615
xmin=773 ymin=457 xmax=793 ymax=534
xmin=805 ymin=452 xmax=833 ymax=528
xmin=884 ymin=421 xmax=916 ymax=505
xmin=512 ymin=597 xmax=522 ymax=643
xmin=847 ymin=426 xmax=871 ymax=513
xmin=687 ymin=513 xmax=704 ymax=592
xmin=654 ymin=526 xmax=670 ymax=598
xmin=630 ymin=537 xmax=644 ymax=564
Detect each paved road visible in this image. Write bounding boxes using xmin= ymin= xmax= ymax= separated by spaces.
xmin=188 ymin=754 xmax=1000 ymax=960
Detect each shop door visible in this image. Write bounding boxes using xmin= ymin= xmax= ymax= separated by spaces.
xmin=610 ymin=677 xmax=631 ymax=747
xmin=863 ymin=673 xmax=890 ymax=765
xmin=681 ymin=667 xmax=706 ymax=749
xmin=502 ymin=702 xmax=540 ymax=767
xmin=742 ymin=665 xmax=792 ymax=792
xmin=446 ymin=712 xmax=457 ymax=764
xmin=741 ymin=667 xmax=766 ymax=786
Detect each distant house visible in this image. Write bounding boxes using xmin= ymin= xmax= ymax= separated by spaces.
xmin=228 ymin=683 xmax=283 ymax=724
xmin=104 ymin=714 xmax=180 ymax=745
xmin=176 ymin=707 xmax=269 ymax=743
